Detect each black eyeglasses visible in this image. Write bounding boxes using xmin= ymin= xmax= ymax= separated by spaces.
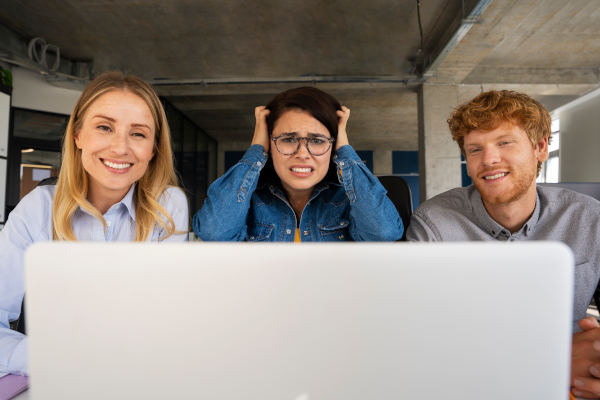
xmin=271 ymin=135 xmax=335 ymax=156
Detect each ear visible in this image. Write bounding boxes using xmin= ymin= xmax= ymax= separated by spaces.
xmin=74 ymin=131 xmax=82 ymax=149
xmin=535 ymin=136 xmax=549 ymax=163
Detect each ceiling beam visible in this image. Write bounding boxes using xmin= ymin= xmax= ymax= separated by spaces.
xmin=423 ymin=0 xmax=494 ymax=78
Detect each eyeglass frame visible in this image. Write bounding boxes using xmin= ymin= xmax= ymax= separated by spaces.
xmin=271 ymin=135 xmax=336 ymax=156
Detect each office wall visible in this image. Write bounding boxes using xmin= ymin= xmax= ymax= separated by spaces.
xmin=11 ymin=68 xmax=81 ymax=114
xmin=554 ymin=88 xmax=600 ymax=182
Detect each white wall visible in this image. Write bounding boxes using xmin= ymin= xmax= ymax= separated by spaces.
xmin=0 ymin=91 xmax=8 ymax=156
xmin=0 ymin=91 xmax=9 ymax=222
xmin=0 ymin=158 xmax=6 ymax=222
xmin=553 ymin=87 xmax=600 ymax=182
xmin=11 ymin=67 xmax=81 ymax=115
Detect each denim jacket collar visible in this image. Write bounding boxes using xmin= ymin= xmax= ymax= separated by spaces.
xmin=267 ymin=180 xmax=336 ymax=206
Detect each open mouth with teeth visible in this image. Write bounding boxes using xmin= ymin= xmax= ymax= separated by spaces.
xmin=102 ymin=159 xmax=133 ymax=170
xmin=290 ymin=167 xmax=314 ymax=176
xmin=483 ymin=172 xmax=508 ymax=180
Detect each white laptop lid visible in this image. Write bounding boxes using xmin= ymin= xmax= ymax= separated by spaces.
xmin=25 ymin=242 xmax=573 ymax=400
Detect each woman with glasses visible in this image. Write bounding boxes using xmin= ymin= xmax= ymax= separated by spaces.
xmin=193 ymin=86 xmax=403 ymax=241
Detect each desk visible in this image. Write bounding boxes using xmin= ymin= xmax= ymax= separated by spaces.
xmin=12 ymin=389 xmax=29 ymax=399
xmin=8 ymin=388 xmax=585 ymax=400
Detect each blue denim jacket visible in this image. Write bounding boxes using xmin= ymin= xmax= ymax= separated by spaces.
xmin=193 ymin=144 xmax=403 ymax=241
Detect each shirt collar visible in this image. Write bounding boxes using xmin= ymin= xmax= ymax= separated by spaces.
xmin=471 ymin=186 xmax=541 ymax=240
xmin=76 ymin=184 xmax=137 ymax=221
xmin=119 ymin=184 xmax=137 ymax=221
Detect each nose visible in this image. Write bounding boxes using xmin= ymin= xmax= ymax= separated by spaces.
xmin=109 ymin=131 xmax=128 ymax=155
xmin=294 ymin=138 xmax=311 ymax=158
xmin=481 ymin=145 xmax=501 ymax=166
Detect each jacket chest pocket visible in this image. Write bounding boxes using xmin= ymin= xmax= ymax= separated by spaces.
xmin=319 ymin=219 xmax=349 ymax=241
xmin=247 ymin=223 xmax=274 ymax=241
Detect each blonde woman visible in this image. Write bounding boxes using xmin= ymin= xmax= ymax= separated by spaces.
xmin=0 ymin=72 xmax=189 ymax=376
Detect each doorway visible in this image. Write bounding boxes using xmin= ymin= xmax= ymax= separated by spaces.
xmin=6 ymin=108 xmax=66 ymax=216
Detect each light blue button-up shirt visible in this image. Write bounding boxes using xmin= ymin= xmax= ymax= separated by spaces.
xmin=0 ymin=183 xmax=189 ymax=376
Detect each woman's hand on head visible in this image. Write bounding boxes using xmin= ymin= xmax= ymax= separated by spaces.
xmin=251 ymin=106 xmax=271 ymax=151
xmin=336 ymin=106 xmax=350 ymax=150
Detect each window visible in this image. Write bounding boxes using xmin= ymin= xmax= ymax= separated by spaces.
xmin=537 ymin=119 xmax=560 ymax=183
xmin=6 ymin=108 xmax=65 ymax=213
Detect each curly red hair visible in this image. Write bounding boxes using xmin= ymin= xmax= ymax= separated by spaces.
xmin=447 ymin=90 xmax=551 ymax=175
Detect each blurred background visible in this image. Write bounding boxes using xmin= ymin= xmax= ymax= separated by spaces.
xmin=0 ymin=0 xmax=599 ymax=223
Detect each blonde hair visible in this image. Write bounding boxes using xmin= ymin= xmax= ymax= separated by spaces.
xmin=53 ymin=71 xmax=182 ymax=241
xmin=447 ymin=90 xmax=551 ymax=175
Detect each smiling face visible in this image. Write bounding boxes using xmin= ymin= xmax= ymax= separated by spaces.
xmin=270 ymin=109 xmax=332 ymax=199
xmin=464 ymin=121 xmax=548 ymax=207
xmin=74 ymin=89 xmax=156 ymax=208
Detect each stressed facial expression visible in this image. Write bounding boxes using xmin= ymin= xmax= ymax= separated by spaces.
xmin=464 ymin=121 xmax=548 ymax=206
xmin=270 ymin=109 xmax=332 ymax=197
xmin=75 ymin=89 xmax=156 ymax=203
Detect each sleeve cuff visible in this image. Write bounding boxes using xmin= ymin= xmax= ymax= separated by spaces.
xmin=8 ymin=336 xmax=28 ymax=376
xmin=241 ymin=145 xmax=269 ymax=165
xmin=333 ymin=145 xmax=361 ymax=163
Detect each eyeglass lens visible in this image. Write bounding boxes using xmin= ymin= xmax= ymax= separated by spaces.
xmin=275 ymin=136 xmax=331 ymax=156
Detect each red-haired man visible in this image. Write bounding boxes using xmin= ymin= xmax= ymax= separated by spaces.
xmin=407 ymin=90 xmax=600 ymax=398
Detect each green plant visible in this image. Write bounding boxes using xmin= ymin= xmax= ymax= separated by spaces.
xmin=0 ymin=67 xmax=13 ymax=88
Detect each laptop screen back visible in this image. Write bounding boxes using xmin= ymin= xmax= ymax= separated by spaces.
xmin=25 ymin=242 xmax=573 ymax=400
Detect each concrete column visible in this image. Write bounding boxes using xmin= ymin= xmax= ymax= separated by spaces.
xmin=216 ymin=140 xmax=252 ymax=177
xmin=418 ymin=84 xmax=480 ymax=201
xmin=373 ymin=148 xmax=392 ymax=175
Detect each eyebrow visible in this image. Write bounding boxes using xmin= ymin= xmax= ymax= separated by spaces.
xmin=495 ymin=134 xmax=517 ymax=141
xmin=465 ymin=132 xmax=518 ymax=146
xmin=279 ymin=132 xmax=331 ymax=138
xmin=91 ymin=114 xmax=152 ymax=130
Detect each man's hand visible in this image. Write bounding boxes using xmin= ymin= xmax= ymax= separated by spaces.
xmin=335 ymin=106 xmax=350 ymax=150
xmin=571 ymin=317 xmax=600 ymax=398
xmin=251 ymin=106 xmax=271 ymax=151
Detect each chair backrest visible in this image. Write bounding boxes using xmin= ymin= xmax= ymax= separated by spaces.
xmin=377 ymin=175 xmax=413 ymax=241
xmin=539 ymin=182 xmax=600 ymax=201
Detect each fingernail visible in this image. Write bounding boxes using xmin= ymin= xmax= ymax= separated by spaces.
xmin=594 ymin=340 xmax=600 ymax=351
xmin=574 ymin=379 xmax=585 ymax=388
xmin=592 ymin=366 xmax=600 ymax=376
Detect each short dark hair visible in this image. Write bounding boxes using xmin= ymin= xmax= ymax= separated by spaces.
xmin=259 ymin=86 xmax=342 ymax=187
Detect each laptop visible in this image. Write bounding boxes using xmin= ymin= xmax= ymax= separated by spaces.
xmin=24 ymin=242 xmax=573 ymax=400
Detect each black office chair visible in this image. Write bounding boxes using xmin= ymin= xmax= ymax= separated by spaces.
xmin=377 ymin=175 xmax=413 ymax=241
xmin=14 ymin=298 xmax=26 ymax=334
xmin=10 ymin=176 xmax=58 ymax=335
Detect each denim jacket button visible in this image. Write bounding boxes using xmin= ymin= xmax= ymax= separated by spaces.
xmin=249 ymin=236 xmax=255 ymax=240
xmin=303 ymin=230 xmax=308 ymax=235
xmin=339 ymin=161 xmax=344 ymax=166
xmin=286 ymin=229 xmax=292 ymax=234
xmin=256 ymin=161 xmax=262 ymax=166
xmin=339 ymin=234 xmax=344 ymax=239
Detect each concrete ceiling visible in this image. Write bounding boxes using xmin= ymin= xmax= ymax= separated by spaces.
xmin=1 ymin=0 xmax=599 ymax=150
